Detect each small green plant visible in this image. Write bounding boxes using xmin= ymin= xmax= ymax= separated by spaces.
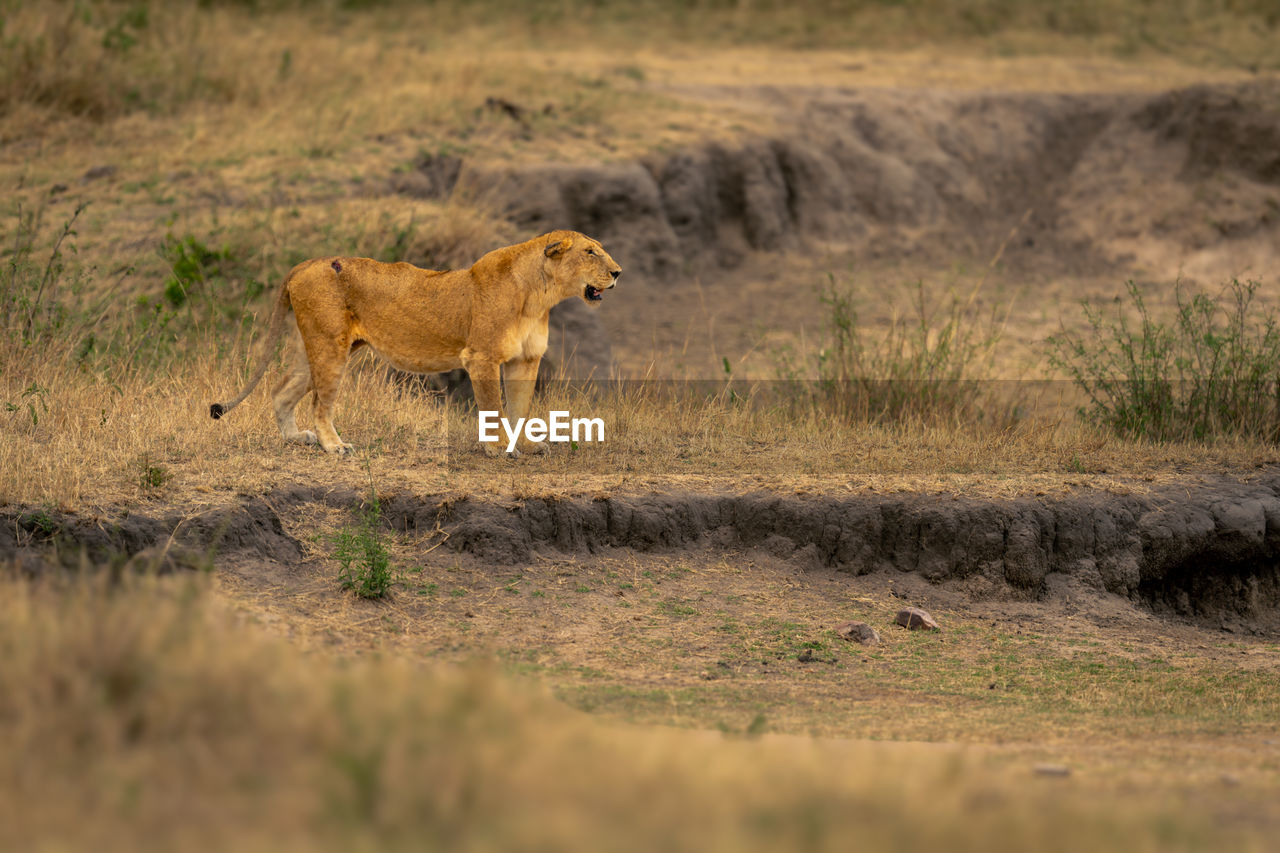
xmin=1049 ymin=279 xmax=1280 ymax=441
xmin=137 ymin=458 xmax=172 ymax=491
xmin=101 ymin=3 xmax=149 ymax=53
xmin=658 ymin=599 xmax=698 ymax=617
xmin=2 ymin=203 xmax=88 ymax=347
xmin=5 ymin=382 xmax=49 ymax=428
xmin=160 ymin=233 xmax=239 ymax=308
xmin=333 ymin=488 xmax=394 ymax=600
xmin=22 ymin=509 xmax=58 ymax=538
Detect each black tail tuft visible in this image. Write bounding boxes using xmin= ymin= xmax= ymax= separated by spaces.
xmin=210 ymin=403 xmax=224 ymax=420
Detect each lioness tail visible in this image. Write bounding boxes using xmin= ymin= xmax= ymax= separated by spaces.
xmin=208 ymin=275 xmax=294 ymax=420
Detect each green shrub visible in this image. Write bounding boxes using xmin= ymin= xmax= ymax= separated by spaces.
xmin=137 ymin=457 xmax=173 ymax=491
xmin=1049 ymin=279 xmax=1280 ymax=441
xmin=333 ymin=491 xmax=394 ymax=600
xmin=1 ymin=204 xmax=268 ymax=373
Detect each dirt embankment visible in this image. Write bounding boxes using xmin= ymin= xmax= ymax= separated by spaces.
xmin=397 ymin=80 xmax=1280 ymax=285
xmin=7 ymin=479 xmax=1280 ymax=633
xmin=390 ymin=79 xmax=1280 ymax=378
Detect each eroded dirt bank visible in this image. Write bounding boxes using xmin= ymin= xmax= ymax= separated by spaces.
xmin=406 ymin=80 xmax=1280 ymax=284
xmin=397 ymin=78 xmax=1280 ymax=378
xmin=6 ymin=479 xmax=1280 ymax=633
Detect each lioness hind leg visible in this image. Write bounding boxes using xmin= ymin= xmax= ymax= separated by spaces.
xmin=302 ymin=337 xmax=354 ymax=456
xmin=272 ymin=336 xmax=317 ymax=447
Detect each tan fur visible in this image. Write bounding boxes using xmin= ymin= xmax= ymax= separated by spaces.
xmin=210 ymin=230 xmax=620 ymax=456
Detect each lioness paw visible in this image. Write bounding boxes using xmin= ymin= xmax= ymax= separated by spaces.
xmin=287 ymin=430 xmax=319 ymax=447
xmin=517 ymin=439 xmax=549 ymax=456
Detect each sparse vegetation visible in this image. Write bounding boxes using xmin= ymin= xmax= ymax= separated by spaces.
xmin=136 ymin=457 xmax=172 ymax=491
xmin=332 ymin=484 xmax=394 ymax=599
xmin=3 ymin=241 xmax=1277 ymax=510
xmin=2 ymin=202 xmax=88 ymax=349
xmin=1050 ymin=279 xmax=1280 ymax=441
xmin=777 ymin=273 xmax=1010 ymax=425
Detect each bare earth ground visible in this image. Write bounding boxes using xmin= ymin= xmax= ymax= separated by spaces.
xmin=217 ymin=517 xmax=1280 ymax=832
xmin=5 ymin=9 xmax=1280 ymax=847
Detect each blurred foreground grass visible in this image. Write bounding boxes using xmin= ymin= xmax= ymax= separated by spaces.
xmin=0 ymin=568 xmax=1267 ymax=852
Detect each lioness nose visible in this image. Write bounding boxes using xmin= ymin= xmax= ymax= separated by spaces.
xmin=610 ymin=269 xmax=621 ymax=280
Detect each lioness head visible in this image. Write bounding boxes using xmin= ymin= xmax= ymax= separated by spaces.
xmin=544 ymin=234 xmax=621 ymax=305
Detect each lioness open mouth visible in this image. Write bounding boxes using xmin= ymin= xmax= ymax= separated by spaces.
xmin=585 ymin=285 xmax=604 ymax=301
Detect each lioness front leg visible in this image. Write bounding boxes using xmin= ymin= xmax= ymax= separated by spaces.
xmin=462 ymin=351 xmax=510 ymax=457
xmin=503 ymin=356 xmax=547 ymax=455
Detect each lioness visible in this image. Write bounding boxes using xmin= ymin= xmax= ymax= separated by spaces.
xmin=209 ymin=230 xmax=620 ymax=456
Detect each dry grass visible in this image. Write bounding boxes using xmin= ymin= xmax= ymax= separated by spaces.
xmin=3 ymin=2 xmax=1268 ymax=305
xmin=1 ymin=569 xmax=1273 ymax=852
xmin=4 ymin=0 xmax=1275 ymax=137
xmin=2 ymin=343 xmax=1276 ymax=511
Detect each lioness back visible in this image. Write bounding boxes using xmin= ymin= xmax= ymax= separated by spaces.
xmin=287 ymin=257 xmax=473 ymax=372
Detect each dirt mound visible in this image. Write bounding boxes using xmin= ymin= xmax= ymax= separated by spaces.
xmin=383 ymin=80 xmax=1280 ymax=381
xmin=1 ymin=498 xmax=302 ymax=576
xmin=1138 ymin=82 xmax=1280 ymax=186
xmin=1060 ymin=81 xmax=1280 ymax=278
xmin=9 ymin=479 xmax=1280 ymax=634
xmin=397 ymin=80 xmax=1280 ymax=284
xmin=392 ymin=482 xmax=1280 ymax=620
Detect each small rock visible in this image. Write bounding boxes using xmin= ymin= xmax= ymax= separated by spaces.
xmin=896 ymin=607 xmax=940 ymax=631
xmin=834 ymin=621 xmax=881 ymax=646
xmin=82 ymin=165 xmax=117 ymax=182
xmin=1221 ymin=773 xmax=1241 ymax=787
xmin=1033 ymin=763 xmax=1071 ymax=778
xmin=796 ymin=648 xmax=814 ymax=663
xmin=49 ymin=183 xmax=68 ymax=196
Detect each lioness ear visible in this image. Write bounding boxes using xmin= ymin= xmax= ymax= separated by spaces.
xmin=544 ymin=237 xmax=572 ymax=259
